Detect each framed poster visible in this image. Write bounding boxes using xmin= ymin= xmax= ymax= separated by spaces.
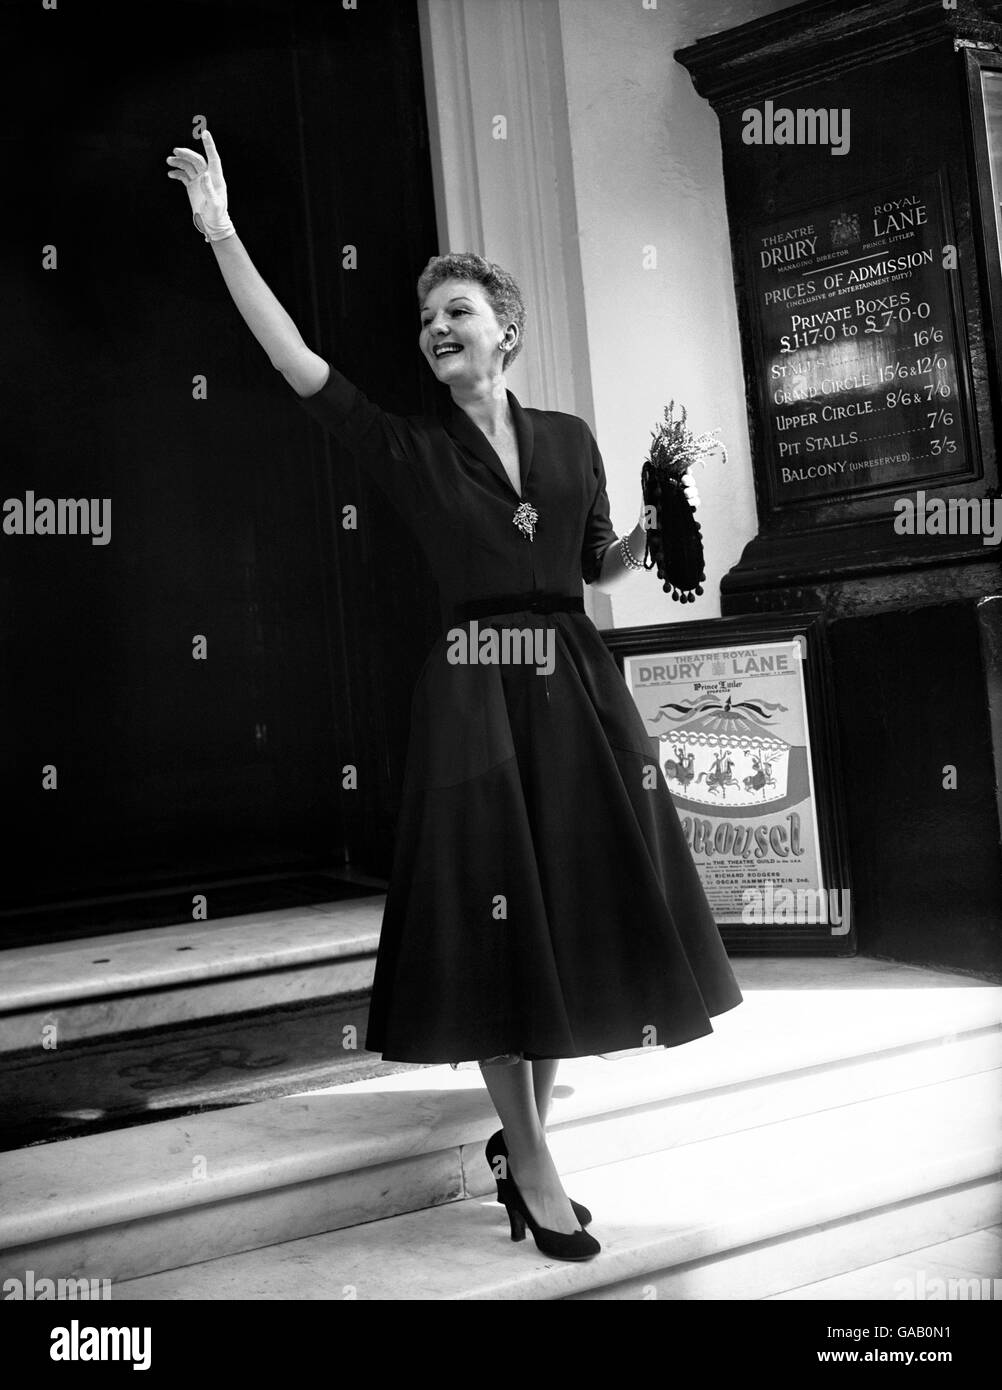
xmin=603 ymin=612 xmax=854 ymax=953
xmin=746 ymin=169 xmax=979 ymax=510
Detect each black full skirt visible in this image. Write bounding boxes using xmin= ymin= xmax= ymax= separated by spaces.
xmin=364 ymin=610 xmax=743 ymax=1063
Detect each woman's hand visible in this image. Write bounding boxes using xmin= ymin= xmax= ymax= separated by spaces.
xmin=166 ymin=130 xmax=235 ymax=241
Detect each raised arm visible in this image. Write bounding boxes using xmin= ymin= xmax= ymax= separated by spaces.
xmin=166 ymin=130 xmax=328 ymax=397
xmin=166 ymin=127 xmax=426 ymax=512
xmin=210 ymin=234 xmax=329 ymax=397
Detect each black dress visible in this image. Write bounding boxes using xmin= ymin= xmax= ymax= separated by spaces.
xmin=298 ymin=365 xmax=742 ymax=1063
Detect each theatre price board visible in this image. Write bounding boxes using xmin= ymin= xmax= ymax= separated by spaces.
xmin=748 ymin=172 xmax=974 ymax=507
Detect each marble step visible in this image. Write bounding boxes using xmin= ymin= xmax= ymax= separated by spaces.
xmin=0 ymin=992 xmax=414 ymax=1153
xmin=111 ymin=1070 xmax=1002 ymax=1300
xmin=2 ymin=959 xmax=998 ymax=1287
xmin=0 ymin=896 xmax=385 ymax=1052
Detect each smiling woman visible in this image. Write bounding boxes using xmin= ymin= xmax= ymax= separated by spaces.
xmin=166 ymin=130 xmax=740 ymax=1265
xmin=416 ymin=254 xmax=528 ymax=493
xmin=418 ymin=251 xmax=526 ymax=367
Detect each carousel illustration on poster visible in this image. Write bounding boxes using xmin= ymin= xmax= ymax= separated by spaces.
xmin=623 ymin=638 xmax=832 ymax=927
xmin=651 ymin=689 xmax=807 ymax=814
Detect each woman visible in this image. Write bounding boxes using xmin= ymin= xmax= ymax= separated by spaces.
xmin=166 ymin=130 xmax=742 ymax=1264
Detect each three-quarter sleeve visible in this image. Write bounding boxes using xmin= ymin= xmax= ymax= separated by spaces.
xmin=296 ymin=362 xmax=427 ymax=512
xmin=580 ymin=421 xmax=618 ymax=585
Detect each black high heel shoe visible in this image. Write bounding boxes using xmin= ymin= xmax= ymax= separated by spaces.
xmin=500 ymin=1160 xmax=601 ymax=1262
xmin=485 ymin=1130 xmax=593 ymax=1228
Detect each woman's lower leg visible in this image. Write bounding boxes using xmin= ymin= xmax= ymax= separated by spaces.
xmin=479 ymin=1057 xmax=579 ymax=1233
xmin=531 ymin=1058 xmax=559 ymax=1127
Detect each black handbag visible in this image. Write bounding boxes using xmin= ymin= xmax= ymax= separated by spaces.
xmin=641 ymin=401 xmax=724 ymax=604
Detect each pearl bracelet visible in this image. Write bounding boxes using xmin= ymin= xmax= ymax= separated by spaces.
xmin=619 ymin=534 xmax=644 ymax=571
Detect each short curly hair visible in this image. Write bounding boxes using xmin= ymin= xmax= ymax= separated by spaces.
xmin=416 ymin=252 xmax=526 ymax=369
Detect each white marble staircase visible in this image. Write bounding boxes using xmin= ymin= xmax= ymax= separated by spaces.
xmin=0 ymin=894 xmax=385 ymax=1053
xmin=1 ymin=956 xmax=999 ymax=1300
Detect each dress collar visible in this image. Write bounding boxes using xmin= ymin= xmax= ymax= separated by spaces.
xmin=445 ymin=389 xmax=535 ymax=499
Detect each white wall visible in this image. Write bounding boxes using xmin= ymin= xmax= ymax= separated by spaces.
xmin=555 ymin=0 xmax=799 ymax=628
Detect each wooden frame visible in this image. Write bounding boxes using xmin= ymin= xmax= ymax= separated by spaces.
xmin=963 ymin=46 xmax=1002 ymax=430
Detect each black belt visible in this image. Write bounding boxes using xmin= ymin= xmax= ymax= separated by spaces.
xmin=451 ymin=592 xmax=585 ymax=624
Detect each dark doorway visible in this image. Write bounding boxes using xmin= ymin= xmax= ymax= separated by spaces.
xmin=1 ymin=0 xmax=442 ymax=942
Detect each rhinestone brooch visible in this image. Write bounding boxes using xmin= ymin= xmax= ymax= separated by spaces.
xmin=512 ymin=500 xmax=539 ymax=541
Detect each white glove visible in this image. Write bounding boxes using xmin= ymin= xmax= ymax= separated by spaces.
xmin=166 ymin=129 xmax=236 ymax=243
